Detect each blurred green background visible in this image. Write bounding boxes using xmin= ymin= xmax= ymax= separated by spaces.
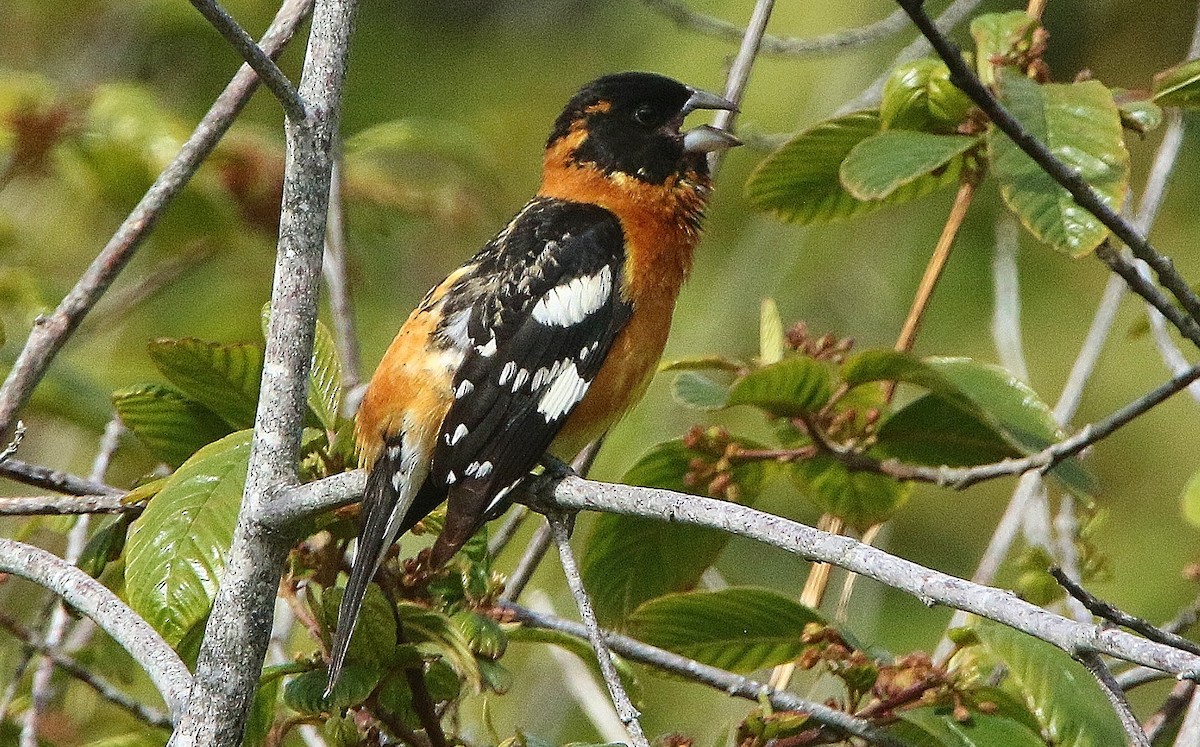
xmin=2 ymin=0 xmax=1200 ymax=743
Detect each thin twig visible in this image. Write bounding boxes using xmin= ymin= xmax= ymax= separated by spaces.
xmin=0 ymin=458 xmax=121 ymax=496
xmin=0 ymin=494 xmax=141 ymax=515
xmin=0 ymin=614 xmax=172 ymax=729
xmin=0 ymin=0 xmax=313 ymax=438
xmin=187 ymin=0 xmax=307 ymax=122
xmin=487 ymin=505 xmax=529 ymax=558
xmin=1052 ymin=496 xmax=1091 ymax=623
xmin=499 ymin=519 xmax=551 ymax=603
xmin=1096 ymin=241 xmax=1200 ymax=349
xmin=548 ymin=513 xmax=649 ymax=747
xmin=0 ymin=539 xmax=190 ymax=715
xmin=709 ymin=0 xmax=774 ymax=173
xmin=504 ymin=602 xmax=904 ymax=747
xmin=643 ymin=0 xmax=910 ymax=57
xmin=1145 ymin=680 xmax=1194 ymax=742
xmin=991 ymin=214 xmax=1031 ymax=383
xmin=170 ymin=0 xmax=358 ymax=744
xmin=1178 ymin=689 xmax=1200 ymax=746
xmin=322 ymin=156 xmax=362 ymax=396
xmin=1078 ymin=651 xmax=1151 ymax=747
xmin=895 ymin=0 xmax=1200 ymax=326
xmin=1050 ymin=568 xmax=1200 ymax=657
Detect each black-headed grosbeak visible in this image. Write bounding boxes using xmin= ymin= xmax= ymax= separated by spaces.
xmin=328 ymin=72 xmax=740 ymax=688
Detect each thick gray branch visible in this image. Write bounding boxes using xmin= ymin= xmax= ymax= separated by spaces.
xmin=0 ymin=0 xmax=313 ymax=437
xmin=0 ymin=494 xmax=141 ymax=516
xmin=168 ymin=0 xmax=358 ymax=744
xmin=0 ymin=539 xmax=190 ymax=718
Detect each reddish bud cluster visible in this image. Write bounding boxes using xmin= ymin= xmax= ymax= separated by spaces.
xmin=785 ymin=321 xmax=855 ymax=364
xmin=681 ymin=425 xmax=744 ymax=501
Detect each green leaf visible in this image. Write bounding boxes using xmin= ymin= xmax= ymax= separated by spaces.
xmin=727 ymin=357 xmax=835 ymax=417
xmin=1113 ymin=89 xmax=1163 ymax=135
xmin=284 ymin=662 xmax=382 ymax=714
xmin=880 ymin=58 xmax=974 ymax=132
xmin=627 ymin=587 xmax=823 ymax=673
xmin=321 ymin=585 xmax=398 ymax=669
xmin=842 ymin=349 xmax=953 ymax=393
xmin=147 ymin=338 xmax=263 ymax=429
xmin=760 ymin=298 xmax=785 ymax=365
xmin=1181 ymin=467 xmax=1200 ymax=528
xmin=842 ymin=130 xmax=979 ymax=200
xmin=244 ymin=672 xmax=281 ymax=747
xmin=877 ymin=394 xmax=1020 ymax=468
xmin=506 ymin=625 xmax=641 ymax=703
xmin=671 ymin=371 xmax=729 ymax=410
xmin=658 ymin=355 xmax=746 ymax=373
xmin=396 ymin=601 xmax=480 ymax=688
xmin=1152 ymin=57 xmax=1200 ymax=107
xmin=746 ymin=112 xmax=963 ymax=225
xmin=113 ymin=384 xmax=233 ymax=467
xmin=892 ymin=707 xmax=1046 ymax=747
xmin=78 ymin=514 xmax=131 ymax=579
xmin=973 ymin=622 xmax=1126 ymax=746
xmin=581 ymin=439 xmax=766 ymax=626
xmin=989 ymin=71 xmax=1130 ymax=256
xmin=969 ymin=12 xmax=1039 ymax=85
xmin=793 ymin=455 xmax=913 ymax=530
xmin=124 ymin=430 xmax=251 ymax=646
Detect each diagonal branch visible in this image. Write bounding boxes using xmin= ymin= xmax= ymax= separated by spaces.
xmin=502 ymin=602 xmax=904 ymax=747
xmin=0 ymin=458 xmax=121 ymax=497
xmin=1051 ymin=568 xmax=1200 ymax=657
xmin=0 ymin=494 xmax=141 ymax=516
xmin=0 ymin=539 xmax=190 ymax=717
xmin=0 ymin=0 xmax=314 ymax=438
xmin=187 ymin=0 xmax=307 ymax=121
xmin=1078 ymin=651 xmax=1150 ymax=747
xmin=894 ymin=0 xmax=1200 ymax=327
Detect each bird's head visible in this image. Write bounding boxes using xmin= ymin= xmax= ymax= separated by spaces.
xmin=545 ymin=72 xmax=741 ymax=186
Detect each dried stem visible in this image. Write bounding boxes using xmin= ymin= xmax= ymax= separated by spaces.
xmin=0 ymin=0 xmax=314 ymax=438
xmin=548 ymin=513 xmax=649 ymax=747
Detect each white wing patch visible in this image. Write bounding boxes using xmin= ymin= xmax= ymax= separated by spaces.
xmin=465 ymin=460 xmax=493 ymax=478
xmin=455 ymin=379 xmax=474 ymax=399
xmin=531 ymin=266 xmax=613 ymax=328
xmin=536 ymin=360 xmax=590 ymax=422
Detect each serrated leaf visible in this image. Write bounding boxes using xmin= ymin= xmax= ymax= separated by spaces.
xmin=970 ymin=11 xmax=1039 ymax=85
xmin=974 ymin=622 xmax=1125 ymax=746
xmin=321 ymin=585 xmax=398 ymax=669
xmin=990 ymin=71 xmax=1130 ymax=256
xmin=759 ymin=298 xmax=785 ymax=365
xmin=727 ymin=356 xmax=835 ymax=417
xmin=147 ymin=338 xmax=263 ymax=429
xmin=581 ymin=439 xmax=766 ymax=626
xmin=793 ymin=455 xmax=913 ymax=530
xmin=284 ymin=662 xmax=382 ymax=714
xmin=396 ymin=601 xmax=480 ymax=688
xmin=113 ymin=384 xmax=233 ymax=467
xmin=892 ymin=707 xmax=1046 ymax=747
xmin=506 ymin=625 xmax=641 ymax=703
xmin=881 ymin=58 xmax=973 ymax=132
xmin=746 ymin=112 xmax=963 ymax=225
xmin=842 ymin=131 xmax=980 ymax=200
xmin=1181 ymin=467 xmax=1200 ymax=527
xmin=124 ymin=430 xmax=251 ymax=646
xmin=1152 ymin=57 xmax=1200 ymax=107
xmin=626 ymin=587 xmax=823 ymax=673
xmin=671 ymin=371 xmax=729 ymax=410
xmin=877 ymin=394 xmax=1019 ymax=468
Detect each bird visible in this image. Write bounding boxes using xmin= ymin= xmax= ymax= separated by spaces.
xmin=327 ymin=71 xmax=740 ymax=691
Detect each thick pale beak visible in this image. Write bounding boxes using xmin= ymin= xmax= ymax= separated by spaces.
xmin=683 ymin=124 xmax=742 ymax=154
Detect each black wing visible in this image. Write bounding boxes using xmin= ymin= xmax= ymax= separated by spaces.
xmin=426 ymin=197 xmax=632 ymax=565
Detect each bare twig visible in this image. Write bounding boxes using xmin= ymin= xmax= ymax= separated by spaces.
xmin=1078 ymin=651 xmax=1150 ymax=747
xmin=709 ymin=0 xmax=773 ymax=173
xmin=0 ymin=458 xmax=121 ymax=496
xmin=548 ymin=513 xmax=649 ymax=747
xmin=0 ymin=421 xmax=25 ymax=462
xmin=1052 ymin=496 xmax=1091 ymax=623
xmin=643 ymin=0 xmax=910 ymax=57
xmin=0 ymin=0 xmax=313 ymax=438
xmin=991 ymin=214 xmax=1031 ymax=383
xmin=187 ymin=0 xmax=307 ymax=122
xmin=170 ymin=0 xmax=358 ymax=744
xmin=503 ymin=602 xmax=904 ymax=747
xmin=1050 ymin=568 xmax=1200 ymax=657
xmin=1096 ymin=241 xmax=1200 ymax=349
xmin=0 ymin=614 xmax=172 ymax=729
xmin=0 ymin=539 xmax=190 ymax=715
xmin=499 ymin=519 xmax=551 ymax=603
xmin=1144 ymin=680 xmax=1194 ymax=742
xmin=277 ymin=470 xmax=1200 ymax=678
xmin=1178 ymin=689 xmax=1200 ymax=746
xmin=322 ymin=156 xmax=362 ymax=395
xmin=0 ymin=494 xmax=141 ymax=515
xmin=487 ymin=505 xmax=529 ymax=558
xmin=895 ymin=0 xmax=1200 ymax=326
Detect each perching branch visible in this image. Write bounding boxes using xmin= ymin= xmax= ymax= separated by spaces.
xmin=0 ymin=0 xmax=314 ymax=438
xmin=169 ymin=0 xmax=358 ymax=744
xmin=187 ymin=0 xmax=307 ymax=122
xmin=0 ymin=458 xmax=122 ymax=497
xmin=0 ymin=494 xmax=139 ymax=516
xmin=548 ymin=513 xmax=650 ymax=747
xmin=0 ymin=539 xmax=190 ymax=717
xmin=502 ymin=603 xmax=904 ymax=747
xmin=894 ymin=0 xmax=1200 ymax=327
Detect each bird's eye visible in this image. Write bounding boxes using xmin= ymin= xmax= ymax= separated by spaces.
xmin=632 ymin=105 xmax=656 ymax=125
